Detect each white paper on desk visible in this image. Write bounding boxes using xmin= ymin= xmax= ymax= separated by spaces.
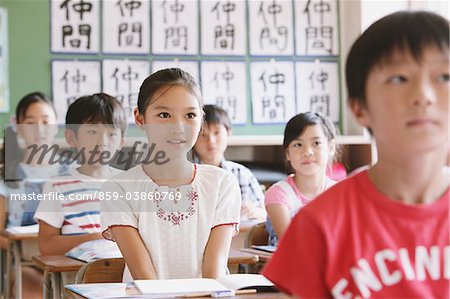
xmin=5 ymin=224 xmax=39 ymax=234
xmin=216 ymin=274 xmax=275 ymax=291
xmin=134 ymin=278 xmax=229 ymax=296
xmin=66 ymin=283 xmax=148 ymax=299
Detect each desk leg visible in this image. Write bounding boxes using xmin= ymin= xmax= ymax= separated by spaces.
xmin=13 ymin=241 xmax=21 ymax=299
xmin=4 ymin=243 xmax=12 ymax=299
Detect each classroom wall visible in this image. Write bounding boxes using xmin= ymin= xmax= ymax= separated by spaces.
xmin=0 ymin=0 xmax=52 ymax=134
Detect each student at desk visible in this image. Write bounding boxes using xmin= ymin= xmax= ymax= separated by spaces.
xmin=194 ymin=105 xmax=266 ymax=222
xmin=34 ymin=93 xmax=126 ymax=296
xmin=101 ymin=68 xmax=241 ymax=281
xmin=264 ymin=112 xmax=338 ymax=246
xmin=264 ymin=11 xmax=449 ymax=298
xmin=0 ymin=92 xmax=69 ymax=299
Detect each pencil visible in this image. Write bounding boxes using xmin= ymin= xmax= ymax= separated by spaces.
xmin=179 ymin=288 xmax=257 ymax=298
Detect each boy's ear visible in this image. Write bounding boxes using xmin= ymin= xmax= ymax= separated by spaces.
xmin=227 ymin=128 xmax=232 ymax=136
xmin=65 ymin=129 xmax=77 ymax=147
xmin=350 ymin=98 xmax=370 ymax=128
xmin=134 ymin=107 xmax=144 ymax=130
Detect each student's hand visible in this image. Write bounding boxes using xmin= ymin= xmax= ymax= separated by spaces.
xmin=38 ymin=221 xmax=103 ymax=255
xmin=241 ymin=202 xmax=267 ymax=221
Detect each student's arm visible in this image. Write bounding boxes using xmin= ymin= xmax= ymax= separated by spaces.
xmin=241 ymin=202 xmax=267 ymax=221
xmin=266 ymin=204 xmax=291 ymax=239
xmin=37 ymin=220 xmax=102 ymax=255
xmin=110 ymin=226 xmax=157 ymax=280
xmin=202 ymin=224 xmax=234 ymax=279
xmin=0 ymin=195 xmax=9 ymax=249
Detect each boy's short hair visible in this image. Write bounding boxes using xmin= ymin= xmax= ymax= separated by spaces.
xmin=65 ymin=93 xmax=127 ymax=136
xmin=346 ymin=11 xmax=449 ymax=106
xmin=202 ymin=105 xmax=232 ymax=131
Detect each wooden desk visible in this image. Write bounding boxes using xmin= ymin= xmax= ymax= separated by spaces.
xmin=33 ymin=249 xmax=258 ymax=274
xmin=32 ymin=255 xmax=85 ymax=273
xmin=1 ymin=230 xmax=38 ymax=299
xmin=238 ymin=248 xmax=273 ymax=263
xmin=65 ymin=283 xmax=290 ymax=299
xmin=33 ymin=249 xmax=259 ymax=298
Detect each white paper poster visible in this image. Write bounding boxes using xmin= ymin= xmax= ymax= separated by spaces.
xmin=52 ymin=60 xmax=101 ymax=124
xmin=102 ymin=59 xmax=150 ymax=123
xmin=51 ymin=0 xmax=100 ymax=53
xmin=152 ymin=0 xmax=199 ymax=55
xmin=201 ymin=61 xmax=247 ymax=124
xmin=200 ymin=0 xmax=246 ymax=56
xmin=296 ymin=61 xmax=339 ymax=122
xmin=102 ymin=0 xmax=150 ymax=54
xmin=249 ymin=0 xmax=294 ymax=56
xmin=295 ymin=0 xmax=338 ymax=56
xmin=250 ymin=61 xmax=296 ymax=124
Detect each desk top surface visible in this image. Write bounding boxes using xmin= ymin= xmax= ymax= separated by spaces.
xmin=32 ymin=249 xmax=259 ymax=273
xmin=1 ymin=230 xmax=38 ymax=241
xmin=66 ymin=284 xmax=290 ymax=299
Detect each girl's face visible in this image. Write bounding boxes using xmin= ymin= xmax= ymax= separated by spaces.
xmin=135 ymin=85 xmax=202 ymax=160
xmin=286 ymin=124 xmax=335 ymax=177
xmin=17 ymin=102 xmax=58 ymax=147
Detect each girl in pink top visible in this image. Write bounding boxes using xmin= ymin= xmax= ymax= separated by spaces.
xmin=265 ymin=112 xmax=338 ymax=246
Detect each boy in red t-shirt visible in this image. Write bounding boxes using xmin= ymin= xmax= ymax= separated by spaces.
xmin=263 ymin=11 xmax=449 ymax=298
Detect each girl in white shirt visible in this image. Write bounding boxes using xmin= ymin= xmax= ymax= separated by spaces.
xmin=101 ymin=68 xmax=241 ymax=280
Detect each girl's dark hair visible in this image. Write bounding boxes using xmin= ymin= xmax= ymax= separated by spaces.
xmin=65 ymin=93 xmax=127 ymax=136
xmin=3 ymin=92 xmax=56 ymax=188
xmin=346 ymin=10 xmax=449 ymax=106
xmin=137 ymin=68 xmax=202 ymax=115
xmin=283 ymin=112 xmax=337 ymax=150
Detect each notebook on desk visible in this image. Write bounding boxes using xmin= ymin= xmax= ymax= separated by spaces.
xmin=251 ymin=245 xmax=277 ymax=253
xmin=65 ymin=239 xmax=122 ymax=263
xmin=66 ymin=283 xmax=146 ymax=299
xmin=5 ymin=224 xmax=39 ymax=235
xmin=134 ymin=274 xmax=276 ymax=297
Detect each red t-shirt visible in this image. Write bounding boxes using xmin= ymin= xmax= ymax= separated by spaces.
xmin=263 ymin=170 xmax=449 ymax=298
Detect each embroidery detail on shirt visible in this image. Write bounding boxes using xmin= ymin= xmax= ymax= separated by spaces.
xmin=155 ymin=188 xmax=198 ymax=226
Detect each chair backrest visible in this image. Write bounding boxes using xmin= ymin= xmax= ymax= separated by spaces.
xmin=245 ymin=222 xmax=269 ymax=247
xmin=75 ymin=258 xmax=125 ymax=284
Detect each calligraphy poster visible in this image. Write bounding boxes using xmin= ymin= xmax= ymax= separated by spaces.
xmin=151 ymin=60 xmax=199 ymax=84
xmin=201 ymin=61 xmax=247 ymax=124
xmin=249 ymin=0 xmax=294 ymax=56
xmin=102 ymin=60 xmax=150 ymax=123
xmin=250 ymin=61 xmax=295 ymax=124
xmin=296 ymin=61 xmax=339 ymax=122
xmin=152 ymin=0 xmax=198 ymax=55
xmin=51 ymin=0 xmax=100 ymax=53
xmin=102 ymin=0 xmax=150 ymax=54
xmin=200 ymin=0 xmax=246 ymax=56
xmin=52 ymin=60 xmax=101 ymax=124
xmin=295 ymin=0 xmax=338 ymax=56
xmin=0 ymin=8 xmax=8 ymax=113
